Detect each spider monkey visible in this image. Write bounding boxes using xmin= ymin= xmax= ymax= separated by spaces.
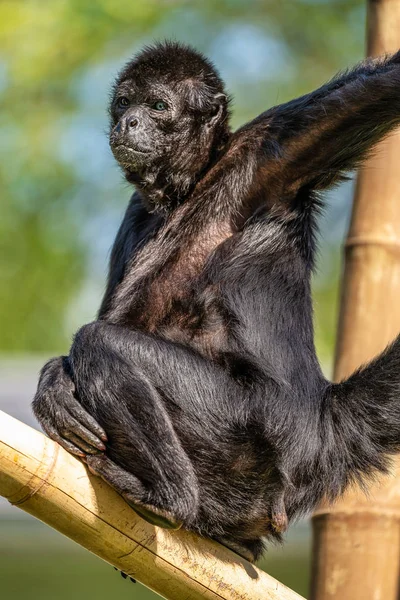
xmin=33 ymin=42 xmax=400 ymax=562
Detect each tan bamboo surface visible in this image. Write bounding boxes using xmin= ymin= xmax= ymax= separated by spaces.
xmin=0 ymin=409 xmax=305 ymax=600
xmin=310 ymin=2 xmax=400 ymax=599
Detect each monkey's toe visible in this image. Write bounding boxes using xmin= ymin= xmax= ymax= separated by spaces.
xmin=123 ymin=494 xmax=183 ymax=530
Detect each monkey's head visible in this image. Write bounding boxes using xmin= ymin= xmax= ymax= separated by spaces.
xmin=109 ymin=41 xmax=231 ymax=209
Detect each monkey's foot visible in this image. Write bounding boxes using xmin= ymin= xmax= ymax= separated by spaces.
xmin=85 ymin=455 xmax=182 ymax=530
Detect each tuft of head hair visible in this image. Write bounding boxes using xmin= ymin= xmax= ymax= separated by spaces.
xmin=117 ymin=40 xmax=227 ymax=98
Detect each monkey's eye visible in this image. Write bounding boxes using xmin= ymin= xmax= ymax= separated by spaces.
xmin=117 ymin=97 xmax=130 ymax=108
xmin=152 ymin=100 xmax=167 ymax=111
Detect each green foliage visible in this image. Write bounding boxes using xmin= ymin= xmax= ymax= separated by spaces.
xmin=0 ymin=0 xmax=167 ymax=352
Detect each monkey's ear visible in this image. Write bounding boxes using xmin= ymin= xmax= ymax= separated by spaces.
xmin=206 ymin=93 xmax=226 ymax=128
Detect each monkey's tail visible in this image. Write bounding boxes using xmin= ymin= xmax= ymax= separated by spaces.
xmin=324 ymin=334 xmax=400 ymax=496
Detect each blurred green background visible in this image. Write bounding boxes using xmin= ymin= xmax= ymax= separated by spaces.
xmin=0 ymin=0 xmax=368 ymax=598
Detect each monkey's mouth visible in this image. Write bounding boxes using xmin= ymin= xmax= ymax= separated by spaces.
xmin=111 ymin=143 xmax=150 ymax=168
xmin=111 ymin=142 xmax=150 ymax=154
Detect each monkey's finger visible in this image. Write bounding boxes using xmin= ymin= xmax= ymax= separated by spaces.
xmin=43 ymin=424 xmax=86 ymax=458
xmin=67 ymin=400 xmax=108 ymax=442
xmin=63 ymin=430 xmax=104 ymax=455
xmin=63 ymin=415 xmax=106 ymax=452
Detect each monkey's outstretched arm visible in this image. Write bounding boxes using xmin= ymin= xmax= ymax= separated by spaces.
xmin=244 ymin=50 xmax=400 ymax=196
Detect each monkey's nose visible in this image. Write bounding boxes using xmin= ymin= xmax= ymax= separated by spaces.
xmin=128 ymin=117 xmax=138 ymax=128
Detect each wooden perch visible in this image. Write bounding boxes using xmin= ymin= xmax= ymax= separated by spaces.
xmin=0 ymin=409 xmax=304 ymax=600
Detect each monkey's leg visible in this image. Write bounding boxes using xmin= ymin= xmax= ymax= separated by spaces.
xmin=68 ymin=323 xmax=202 ymax=529
xmin=68 ymin=321 xmax=247 ymax=529
xmin=70 ymin=321 xmax=240 ymax=416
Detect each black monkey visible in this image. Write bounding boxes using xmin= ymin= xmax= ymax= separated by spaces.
xmin=33 ymin=42 xmax=400 ymax=562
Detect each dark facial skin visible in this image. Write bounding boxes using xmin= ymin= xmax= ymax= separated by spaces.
xmin=33 ymin=42 xmax=400 ymax=563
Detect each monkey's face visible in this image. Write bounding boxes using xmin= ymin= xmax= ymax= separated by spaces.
xmin=108 ymin=47 xmax=230 ymax=203
xmin=110 ymin=78 xmax=227 ymax=175
xmin=109 ymin=80 xmax=191 ymax=170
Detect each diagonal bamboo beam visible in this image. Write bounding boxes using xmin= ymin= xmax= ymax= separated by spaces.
xmin=0 ymin=409 xmax=305 ymax=600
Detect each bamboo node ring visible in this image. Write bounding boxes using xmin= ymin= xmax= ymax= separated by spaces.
xmin=345 ymin=236 xmax=400 ymax=251
xmin=9 ymin=439 xmax=59 ymax=506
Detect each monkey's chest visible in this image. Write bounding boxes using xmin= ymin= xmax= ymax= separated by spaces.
xmin=129 ymin=222 xmax=234 ymax=356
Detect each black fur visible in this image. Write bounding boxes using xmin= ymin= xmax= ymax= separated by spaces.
xmin=33 ymin=42 xmax=400 ymax=562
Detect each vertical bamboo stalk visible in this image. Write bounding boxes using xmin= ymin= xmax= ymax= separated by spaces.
xmin=310 ymin=2 xmax=400 ymax=599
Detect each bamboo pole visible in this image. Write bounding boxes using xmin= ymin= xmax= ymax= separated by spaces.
xmin=0 ymin=409 xmax=304 ymax=600
xmin=310 ymin=2 xmax=400 ymax=599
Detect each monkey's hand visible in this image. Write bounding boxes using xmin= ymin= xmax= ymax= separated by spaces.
xmin=32 ymin=356 xmax=107 ymax=458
